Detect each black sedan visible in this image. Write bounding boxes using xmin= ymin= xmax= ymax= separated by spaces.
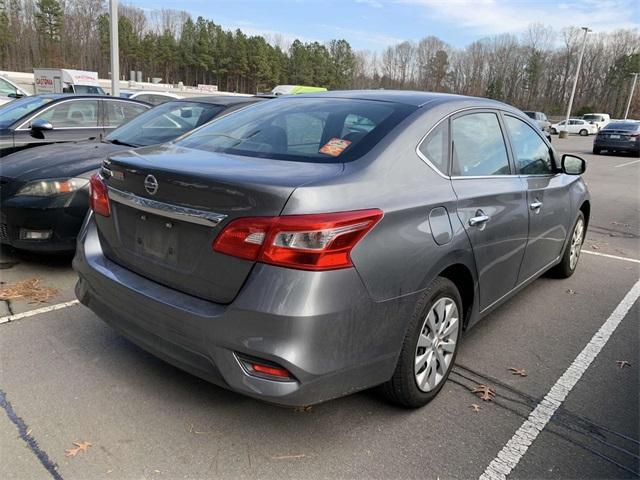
xmin=593 ymin=121 xmax=640 ymax=156
xmin=0 ymin=95 xmax=267 ymax=252
xmin=0 ymin=94 xmax=151 ymax=157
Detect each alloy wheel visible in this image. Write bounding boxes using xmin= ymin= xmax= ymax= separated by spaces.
xmin=414 ymin=297 xmax=459 ymax=392
xmin=569 ymin=218 xmax=584 ymax=270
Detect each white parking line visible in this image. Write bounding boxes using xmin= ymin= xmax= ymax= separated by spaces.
xmin=613 ymin=159 xmax=640 ymax=168
xmin=479 ymin=279 xmax=640 ymax=480
xmin=583 ymin=250 xmax=640 ymax=264
xmin=0 ymin=300 xmax=80 ymax=325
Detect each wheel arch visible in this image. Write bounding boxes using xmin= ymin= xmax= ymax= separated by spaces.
xmin=580 ymin=199 xmax=591 ymax=231
xmin=438 ymin=263 xmax=475 ymax=330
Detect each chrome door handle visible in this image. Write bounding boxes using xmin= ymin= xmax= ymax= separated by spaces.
xmin=469 ymin=214 xmax=490 ymax=227
xmin=530 ymin=200 xmax=543 ymax=212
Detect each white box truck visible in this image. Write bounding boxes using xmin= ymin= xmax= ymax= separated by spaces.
xmin=33 ymin=69 xmax=105 ymax=95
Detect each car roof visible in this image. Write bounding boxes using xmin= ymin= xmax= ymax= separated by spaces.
xmin=29 ymin=93 xmax=148 ymax=103
xmin=277 ymin=89 xmax=518 ymax=110
xmin=176 ymin=95 xmax=269 ymax=106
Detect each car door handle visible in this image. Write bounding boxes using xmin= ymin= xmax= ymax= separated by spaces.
xmin=469 ymin=213 xmax=490 ymax=227
xmin=530 ymin=200 xmax=543 ymax=212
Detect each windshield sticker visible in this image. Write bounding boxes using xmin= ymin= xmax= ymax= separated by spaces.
xmin=319 ymin=138 xmax=352 ymax=157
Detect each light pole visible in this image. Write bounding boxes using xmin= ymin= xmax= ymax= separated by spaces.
xmin=109 ymin=0 xmax=120 ymax=96
xmin=561 ymin=26 xmax=591 ymax=138
xmin=623 ymin=73 xmax=638 ymax=120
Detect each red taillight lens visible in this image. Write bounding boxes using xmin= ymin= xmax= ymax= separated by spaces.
xmin=213 ymin=209 xmax=383 ymax=271
xmin=89 ymin=174 xmax=110 ymax=217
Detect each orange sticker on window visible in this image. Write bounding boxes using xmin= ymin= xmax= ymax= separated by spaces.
xmin=319 ymin=138 xmax=352 ymax=157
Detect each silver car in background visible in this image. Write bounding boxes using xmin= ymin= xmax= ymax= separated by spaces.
xmin=74 ymin=91 xmax=590 ymax=407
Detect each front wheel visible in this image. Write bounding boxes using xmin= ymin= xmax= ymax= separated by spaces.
xmin=381 ymin=277 xmax=462 ymax=408
xmin=592 ymin=146 xmax=601 ymax=154
xmin=549 ymin=212 xmax=585 ymax=278
xmin=579 ymin=129 xmax=588 ymax=136
xmin=551 ymin=128 xmax=558 ymax=135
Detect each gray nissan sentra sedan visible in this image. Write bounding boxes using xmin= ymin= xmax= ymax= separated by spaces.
xmin=73 ymin=91 xmax=590 ymax=408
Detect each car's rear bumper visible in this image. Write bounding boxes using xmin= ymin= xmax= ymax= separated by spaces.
xmin=73 ymin=214 xmax=415 ymax=406
xmin=594 ymin=138 xmax=640 ymax=152
xmin=0 ymin=191 xmax=89 ymax=252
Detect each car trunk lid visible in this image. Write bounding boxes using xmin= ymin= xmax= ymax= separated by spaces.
xmin=96 ymin=144 xmax=343 ymax=303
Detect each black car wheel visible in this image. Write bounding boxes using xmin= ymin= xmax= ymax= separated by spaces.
xmin=579 ymin=129 xmax=588 ymax=136
xmin=381 ymin=277 xmax=462 ymax=408
xmin=592 ymin=146 xmax=601 ymax=154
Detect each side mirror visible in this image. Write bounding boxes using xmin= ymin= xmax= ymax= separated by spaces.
xmin=31 ymin=119 xmax=54 ymax=131
xmin=562 ymin=154 xmax=586 ymax=175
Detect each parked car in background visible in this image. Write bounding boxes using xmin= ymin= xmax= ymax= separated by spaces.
xmin=74 ymin=91 xmax=589 ymax=408
xmin=550 ymin=118 xmax=598 ymax=136
xmin=120 ymin=90 xmax=182 ymax=105
xmin=582 ymin=113 xmax=611 ymax=130
xmin=0 ymin=94 xmax=150 ymax=157
xmin=0 ymin=75 xmax=30 ymax=106
xmin=523 ymin=111 xmax=551 ymax=131
xmin=0 ymin=96 xmax=267 ymax=252
xmin=592 ymin=121 xmax=640 ymax=156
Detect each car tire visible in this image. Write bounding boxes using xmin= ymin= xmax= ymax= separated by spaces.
xmin=592 ymin=146 xmax=601 ymax=154
xmin=551 ymin=128 xmax=557 ymax=135
xmin=381 ymin=276 xmax=463 ymax=408
xmin=549 ymin=212 xmax=585 ymax=279
xmin=579 ymin=129 xmax=588 ymax=136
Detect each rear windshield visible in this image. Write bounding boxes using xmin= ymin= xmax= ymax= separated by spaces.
xmin=603 ymin=122 xmax=639 ymax=131
xmin=106 ymin=101 xmax=224 ymax=147
xmin=175 ymin=97 xmax=416 ymax=163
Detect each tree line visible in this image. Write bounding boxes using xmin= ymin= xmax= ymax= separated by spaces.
xmin=1 ymin=0 xmax=638 ymax=117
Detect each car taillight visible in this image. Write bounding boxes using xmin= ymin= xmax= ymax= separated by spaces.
xmin=89 ymin=174 xmax=110 ymax=217
xmin=213 ymin=209 xmax=383 ymax=270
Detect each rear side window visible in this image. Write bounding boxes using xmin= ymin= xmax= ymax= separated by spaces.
xmin=34 ymin=100 xmax=99 ymax=128
xmin=504 ymin=116 xmax=553 ymax=175
xmin=451 ymin=112 xmax=510 ymax=176
xmin=106 ymin=101 xmax=149 ymax=127
xmin=419 ymin=121 xmax=449 ymax=174
xmin=175 ymin=97 xmax=416 ymax=163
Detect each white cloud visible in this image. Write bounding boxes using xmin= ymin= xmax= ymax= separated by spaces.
xmin=400 ymin=0 xmax=639 ymax=34
xmin=319 ymin=25 xmax=404 ymax=46
xmin=355 ymin=0 xmax=384 ymax=7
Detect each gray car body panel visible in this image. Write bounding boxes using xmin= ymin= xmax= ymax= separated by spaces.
xmin=73 ymin=91 xmax=590 ymax=406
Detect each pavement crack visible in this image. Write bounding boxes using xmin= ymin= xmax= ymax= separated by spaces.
xmin=0 ymin=389 xmax=63 ymax=480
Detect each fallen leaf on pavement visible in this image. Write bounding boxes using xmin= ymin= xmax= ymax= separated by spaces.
xmin=509 ymin=367 xmax=528 ymax=377
xmin=294 ymin=406 xmax=312 ymax=413
xmin=472 ymin=384 xmax=496 ymax=401
xmin=566 ymin=289 xmax=576 ymax=295
xmin=590 ymin=244 xmax=599 ymax=250
xmin=0 ymin=278 xmax=58 ymax=303
xmin=65 ymin=441 xmax=92 ymax=457
xmin=616 ymin=360 xmax=631 ymax=369
xmin=470 ymin=404 xmax=481 ymax=413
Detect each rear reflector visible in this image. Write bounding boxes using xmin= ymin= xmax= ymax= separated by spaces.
xmin=251 ymin=363 xmax=291 ymax=379
xmin=213 ymin=209 xmax=383 ymax=270
xmin=89 ymin=174 xmax=110 ymax=217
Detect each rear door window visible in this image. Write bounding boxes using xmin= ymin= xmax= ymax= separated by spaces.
xmin=175 ymin=97 xmax=416 ymax=163
xmin=106 ymin=101 xmax=149 ymax=127
xmin=504 ymin=115 xmax=553 ymax=175
xmin=451 ymin=112 xmax=510 ymax=176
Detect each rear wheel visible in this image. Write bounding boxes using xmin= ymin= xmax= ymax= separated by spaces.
xmin=551 ymin=128 xmax=558 ymax=135
xmin=579 ymin=129 xmax=588 ymax=136
xmin=381 ymin=277 xmax=462 ymax=408
xmin=592 ymin=146 xmax=601 ymax=154
xmin=549 ymin=212 xmax=585 ymax=278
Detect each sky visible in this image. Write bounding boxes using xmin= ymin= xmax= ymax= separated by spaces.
xmin=129 ymin=0 xmax=640 ymax=50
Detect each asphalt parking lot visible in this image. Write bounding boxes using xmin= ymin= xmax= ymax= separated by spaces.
xmin=1 ymin=134 xmax=638 ymax=480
